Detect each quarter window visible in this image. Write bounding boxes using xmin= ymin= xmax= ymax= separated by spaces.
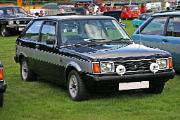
xmin=166 ymin=17 xmax=180 ymax=37
xmin=22 ymin=21 xmax=43 ymax=41
xmin=40 ymin=21 xmax=56 ymax=44
xmin=141 ymin=17 xmax=167 ymax=35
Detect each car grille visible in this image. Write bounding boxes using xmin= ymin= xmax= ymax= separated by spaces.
xmin=114 ymin=59 xmax=156 ymax=74
xmin=19 ymin=20 xmax=30 ymax=24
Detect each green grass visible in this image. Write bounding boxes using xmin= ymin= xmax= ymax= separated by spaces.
xmin=123 ymin=20 xmax=136 ymax=35
xmin=0 ymin=21 xmax=180 ymax=120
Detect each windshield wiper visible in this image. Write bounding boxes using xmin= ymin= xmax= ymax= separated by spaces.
xmin=111 ymin=38 xmax=133 ymax=44
xmin=87 ymin=39 xmax=112 ymax=43
xmin=61 ymin=39 xmax=113 ymax=48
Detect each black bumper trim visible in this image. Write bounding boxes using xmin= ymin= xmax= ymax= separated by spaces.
xmin=84 ymin=70 xmax=175 ymax=82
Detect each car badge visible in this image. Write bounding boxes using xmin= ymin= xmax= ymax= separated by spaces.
xmin=134 ymin=65 xmax=137 ymax=68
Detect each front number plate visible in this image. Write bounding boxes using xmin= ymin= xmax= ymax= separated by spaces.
xmin=119 ymin=81 xmax=149 ymax=91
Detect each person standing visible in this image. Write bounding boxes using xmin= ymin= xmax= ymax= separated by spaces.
xmin=140 ymin=3 xmax=146 ymax=13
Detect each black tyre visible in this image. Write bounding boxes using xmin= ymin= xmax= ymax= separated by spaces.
xmin=67 ymin=70 xmax=88 ymax=101
xmin=20 ymin=58 xmax=36 ymax=81
xmin=143 ymin=82 xmax=165 ymax=94
xmin=0 ymin=93 xmax=3 ymax=107
xmin=0 ymin=25 xmax=9 ymax=37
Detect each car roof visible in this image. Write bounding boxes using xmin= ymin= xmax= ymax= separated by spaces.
xmin=34 ymin=15 xmax=115 ymax=21
xmin=152 ymin=11 xmax=180 ymax=17
xmin=0 ymin=6 xmax=20 ymax=8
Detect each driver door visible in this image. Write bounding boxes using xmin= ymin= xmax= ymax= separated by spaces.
xmin=34 ymin=21 xmax=62 ymax=83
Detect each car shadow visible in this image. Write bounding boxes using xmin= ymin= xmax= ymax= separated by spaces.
xmin=36 ymin=78 xmax=154 ymax=101
xmin=90 ymin=89 xmax=154 ymax=100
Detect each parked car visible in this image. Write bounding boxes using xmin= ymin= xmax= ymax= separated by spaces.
xmin=71 ymin=7 xmax=86 ymax=15
xmin=0 ymin=6 xmax=33 ymax=37
xmin=132 ymin=13 xmax=153 ymax=27
xmin=0 ymin=63 xmax=7 ymax=107
xmin=103 ymin=10 xmax=126 ymax=28
xmin=132 ymin=11 xmax=180 ymax=72
xmin=121 ymin=5 xmax=140 ymax=19
xmin=14 ymin=15 xmax=175 ymax=101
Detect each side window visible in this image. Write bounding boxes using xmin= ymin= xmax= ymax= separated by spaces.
xmin=40 ymin=21 xmax=56 ymax=44
xmin=141 ymin=17 xmax=167 ymax=35
xmin=22 ymin=21 xmax=43 ymax=41
xmin=166 ymin=17 xmax=180 ymax=37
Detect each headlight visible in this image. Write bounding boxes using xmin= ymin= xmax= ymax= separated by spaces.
xmin=8 ymin=20 xmax=14 ymax=25
xmin=16 ymin=20 xmax=20 ymax=24
xmin=8 ymin=21 xmax=14 ymax=25
xmin=156 ymin=59 xmax=168 ymax=70
xmin=100 ymin=62 xmax=114 ymax=73
xmin=150 ymin=63 xmax=159 ymax=73
xmin=116 ymin=65 xmax=126 ymax=75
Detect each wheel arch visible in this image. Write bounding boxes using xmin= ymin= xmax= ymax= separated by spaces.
xmin=65 ymin=61 xmax=82 ymax=82
xmin=18 ymin=52 xmax=28 ymax=63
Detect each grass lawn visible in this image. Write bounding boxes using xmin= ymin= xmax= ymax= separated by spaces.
xmin=0 ymin=20 xmax=180 ymax=120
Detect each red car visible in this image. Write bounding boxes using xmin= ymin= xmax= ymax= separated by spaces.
xmin=121 ymin=5 xmax=140 ymax=19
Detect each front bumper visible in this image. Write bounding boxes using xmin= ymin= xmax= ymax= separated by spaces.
xmin=0 ymin=81 xmax=7 ymax=93
xmin=6 ymin=24 xmax=27 ymax=31
xmin=82 ymin=70 xmax=175 ymax=89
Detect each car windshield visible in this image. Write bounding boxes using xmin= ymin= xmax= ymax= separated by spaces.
xmin=129 ymin=5 xmax=139 ymax=10
xmin=14 ymin=7 xmax=28 ymax=16
xmin=0 ymin=7 xmax=28 ymax=16
xmin=61 ymin=19 xmax=130 ymax=45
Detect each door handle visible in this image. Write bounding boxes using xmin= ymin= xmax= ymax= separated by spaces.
xmin=162 ymin=39 xmax=168 ymax=42
xmin=35 ymin=45 xmax=40 ymax=49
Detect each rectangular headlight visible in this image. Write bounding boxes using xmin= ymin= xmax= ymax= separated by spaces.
xmin=100 ymin=62 xmax=114 ymax=73
xmin=16 ymin=20 xmax=20 ymax=24
xmin=156 ymin=59 xmax=168 ymax=70
xmin=8 ymin=20 xmax=14 ymax=25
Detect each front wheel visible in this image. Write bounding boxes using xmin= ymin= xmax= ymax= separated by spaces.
xmin=67 ymin=70 xmax=88 ymax=101
xmin=0 ymin=93 xmax=3 ymax=107
xmin=20 ymin=58 xmax=36 ymax=81
xmin=143 ymin=82 xmax=165 ymax=94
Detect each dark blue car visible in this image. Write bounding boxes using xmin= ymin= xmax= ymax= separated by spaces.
xmin=132 ymin=11 xmax=180 ymax=72
xmin=14 ymin=16 xmax=175 ymax=101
